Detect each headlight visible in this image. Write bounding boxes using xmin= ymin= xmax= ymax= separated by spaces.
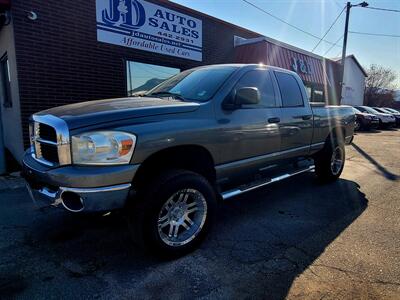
xmin=365 ymin=115 xmax=371 ymax=120
xmin=71 ymin=131 xmax=136 ymax=165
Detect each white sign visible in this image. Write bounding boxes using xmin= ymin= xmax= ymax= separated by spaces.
xmin=96 ymin=0 xmax=203 ymax=61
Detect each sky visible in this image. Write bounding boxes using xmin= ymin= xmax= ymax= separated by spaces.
xmin=171 ymin=0 xmax=400 ymax=87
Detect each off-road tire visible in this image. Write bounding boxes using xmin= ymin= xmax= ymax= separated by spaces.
xmin=128 ymin=169 xmax=217 ymax=258
xmin=314 ymin=138 xmax=345 ymax=182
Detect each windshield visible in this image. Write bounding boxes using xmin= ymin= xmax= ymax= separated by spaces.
xmin=361 ymin=106 xmax=380 ymax=114
xmin=353 ymin=107 xmax=362 ymax=113
xmin=385 ymin=108 xmax=399 ymax=113
xmin=147 ymin=66 xmax=237 ymax=102
xmin=374 ymin=107 xmax=387 ymax=113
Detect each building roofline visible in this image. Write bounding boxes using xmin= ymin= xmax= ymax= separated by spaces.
xmin=163 ymin=0 xmax=339 ymax=63
xmin=234 ymin=36 xmax=333 ymax=61
xmin=158 ymin=0 xmax=263 ymax=37
xmin=333 ymin=55 xmax=368 ymax=77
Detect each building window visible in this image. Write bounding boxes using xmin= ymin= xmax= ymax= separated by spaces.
xmin=305 ymin=85 xmax=312 ymax=101
xmin=313 ymin=89 xmax=325 ymax=103
xmin=126 ymin=61 xmax=180 ymax=96
xmin=0 ymin=54 xmax=12 ymax=108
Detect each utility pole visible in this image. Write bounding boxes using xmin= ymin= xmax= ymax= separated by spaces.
xmin=339 ymin=2 xmax=351 ymax=105
xmin=339 ymin=1 xmax=368 ymax=104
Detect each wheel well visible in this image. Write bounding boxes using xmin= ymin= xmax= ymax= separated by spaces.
xmin=133 ymin=145 xmax=216 ymax=189
xmin=327 ymin=126 xmax=346 ymax=145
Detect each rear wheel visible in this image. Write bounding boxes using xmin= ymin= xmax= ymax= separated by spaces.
xmin=314 ymin=139 xmax=345 ymax=182
xmin=128 ymin=169 xmax=217 ymax=258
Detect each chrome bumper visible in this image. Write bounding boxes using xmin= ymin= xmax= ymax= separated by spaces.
xmin=26 ymin=182 xmax=131 ymax=212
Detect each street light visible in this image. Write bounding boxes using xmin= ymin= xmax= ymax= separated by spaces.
xmin=339 ymin=1 xmax=369 ymax=104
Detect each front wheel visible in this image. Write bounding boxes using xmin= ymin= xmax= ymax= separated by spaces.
xmin=314 ymin=140 xmax=345 ymax=182
xmin=354 ymin=119 xmax=361 ymax=131
xmin=128 ymin=170 xmax=217 ymax=258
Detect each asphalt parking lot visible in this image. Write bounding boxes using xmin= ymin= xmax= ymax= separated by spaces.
xmin=0 ymin=129 xmax=399 ymax=299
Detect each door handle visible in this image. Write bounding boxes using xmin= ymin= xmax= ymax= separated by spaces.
xmin=294 ymin=115 xmax=312 ymax=120
xmin=268 ymin=117 xmax=280 ymax=124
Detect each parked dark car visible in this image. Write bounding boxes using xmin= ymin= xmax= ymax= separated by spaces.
xmin=352 ymin=107 xmax=379 ymax=131
xmin=374 ymin=107 xmax=400 ymax=127
xmin=23 ymin=64 xmax=355 ymax=257
xmin=355 ymin=106 xmax=396 ymax=129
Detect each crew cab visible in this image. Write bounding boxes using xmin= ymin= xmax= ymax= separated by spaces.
xmin=23 ymin=64 xmax=355 ymax=257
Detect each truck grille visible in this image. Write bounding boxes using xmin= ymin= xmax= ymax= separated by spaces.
xmin=30 ymin=115 xmax=71 ymax=166
xmin=40 ymin=143 xmax=60 ymax=164
xmin=38 ymin=123 xmax=57 ymax=142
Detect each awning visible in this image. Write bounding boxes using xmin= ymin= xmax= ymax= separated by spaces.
xmin=235 ymin=40 xmax=329 ymax=86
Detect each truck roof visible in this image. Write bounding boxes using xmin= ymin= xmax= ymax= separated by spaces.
xmin=194 ymin=63 xmax=299 ymax=76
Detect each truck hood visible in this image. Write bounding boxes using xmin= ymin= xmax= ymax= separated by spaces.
xmin=36 ymin=97 xmax=200 ymax=129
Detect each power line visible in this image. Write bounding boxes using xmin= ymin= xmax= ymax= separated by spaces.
xmin=333 ymin=0 xmax=345 ymax=10
xmin=349 ymin=31 xmax=400 ymax=38
xmin=364 ymin=6 xmax=400 ymax=13
xmin=241 ymin=0 xmax=340 ymax=47
xmin=323 ymin=35 xmax=344 ymax=56
xmin=312 ymin=7 xmax=345 ymax=52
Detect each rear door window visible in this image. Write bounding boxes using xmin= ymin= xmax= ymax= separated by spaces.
xmin=274 ymin=72 xmax=304 ymax=107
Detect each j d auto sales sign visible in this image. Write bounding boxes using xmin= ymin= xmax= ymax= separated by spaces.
xmin=96 ymin=0 xmax=203 ymax=61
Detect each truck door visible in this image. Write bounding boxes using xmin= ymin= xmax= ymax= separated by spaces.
xmin=215 ymin=69 xmax=282 ymax=182
xmin=273 ymin=71 xmax=313 ymax=158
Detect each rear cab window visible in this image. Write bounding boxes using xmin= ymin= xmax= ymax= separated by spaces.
xmin=274 ymin=71 xmax=304 ymax=107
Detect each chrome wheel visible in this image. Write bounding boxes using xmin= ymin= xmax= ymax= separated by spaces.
xmin=157 ymin=189 xmax=207 ymax=247
xmin=355 ymin=120 xmax=361 ymax=131
xmin=330 ymin=146 xmax=344 ymax=175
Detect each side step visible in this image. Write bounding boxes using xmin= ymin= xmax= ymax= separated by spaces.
xmin=221 ymin=165 xmax=315 ymax=200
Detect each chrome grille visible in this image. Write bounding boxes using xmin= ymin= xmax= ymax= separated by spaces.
xmin=30 ymin=115 xmax=71 ymax=166
xmin=40 ymin=143 xmax=59 ymax=164
xmin=38 ymin=123 xmax=57 ymax=142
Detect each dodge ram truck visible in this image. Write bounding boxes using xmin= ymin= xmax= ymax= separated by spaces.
xmin=23 ymin=64 xmax=355 ymax=257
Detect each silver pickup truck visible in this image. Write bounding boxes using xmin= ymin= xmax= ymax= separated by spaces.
xmin=23 ymin=64 xmax=355 ymax=257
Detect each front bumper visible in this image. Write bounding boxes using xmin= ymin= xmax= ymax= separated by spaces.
xmin=364 ymin=118 xmax=379 ymax=129
xmin=381 ymin=118 xmax=395 ymax=125
xmin=25 ymin=182 xmax=132 ymax=212
xmin=22 ymin=150 xmax=139 ymax=212
xmin=370 ymin=119 xmax=379 ymax=128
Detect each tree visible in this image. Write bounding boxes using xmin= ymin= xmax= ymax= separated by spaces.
xmin=364 ymin=64 xmax=397 ymax=107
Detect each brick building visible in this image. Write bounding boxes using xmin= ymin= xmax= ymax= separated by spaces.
xmin=0 ymin=0 xmax=342 ymax=170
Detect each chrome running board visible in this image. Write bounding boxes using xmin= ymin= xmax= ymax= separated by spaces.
xmin=221 ymin=165 xmax=315 ymax=200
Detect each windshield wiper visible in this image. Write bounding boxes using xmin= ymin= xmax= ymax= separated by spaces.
xmin=148 ymin=92 xmax=185 ymax=101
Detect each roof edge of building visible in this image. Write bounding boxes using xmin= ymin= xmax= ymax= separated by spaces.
xmin=333 ymin=55 xmax=368 ymax=77
xmin=164 ymin=0 xmax=339 ymax=64
xmin=234 ymin=36 xmax=335 ymax=62
xmin=159 ymin=0 xmax=263 ymax=38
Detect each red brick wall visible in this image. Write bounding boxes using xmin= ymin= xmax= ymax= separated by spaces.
xmin=11 ymin=0 xmax=261 ymax=147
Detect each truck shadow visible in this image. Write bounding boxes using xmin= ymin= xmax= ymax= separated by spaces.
xmin=351 ymin=143 xmax=399 ymax=180
xmin=3 ymin=174 xmax=367 ymax=299
xmin=207 ymin=174 xmax=368 ymax=298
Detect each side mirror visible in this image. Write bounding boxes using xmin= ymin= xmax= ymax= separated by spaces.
xmin=235 ymin=87 xmax=260 ymax=106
